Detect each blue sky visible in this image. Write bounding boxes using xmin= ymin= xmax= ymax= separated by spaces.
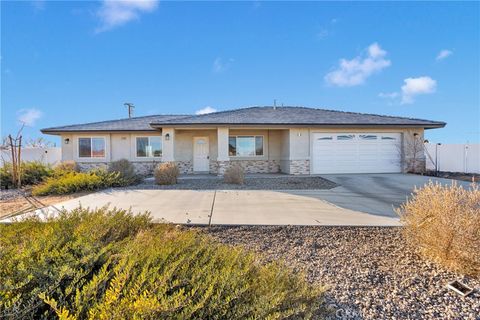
xmin=1 ymin=1 xmax=479 ymax=145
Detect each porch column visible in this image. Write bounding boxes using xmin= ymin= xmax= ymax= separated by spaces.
xmin=217 ymin=127 xmax=230 ymax=174
xmin=162 ymin=127 xmax=175 ymax=162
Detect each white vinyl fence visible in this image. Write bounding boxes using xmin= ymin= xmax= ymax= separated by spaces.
xmin=1 ymin=147 xmax=61 ymax=166
xmin=425 ymin=143 xmax=480 ymax=174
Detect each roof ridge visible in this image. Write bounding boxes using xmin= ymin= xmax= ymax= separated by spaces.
xmin=159 ymin=106 xmax=260 ymax=122
xmin=294 ymin=106 xmax=445 ymax=123
xmin=152 ymin=106 xmax=444 ymax=124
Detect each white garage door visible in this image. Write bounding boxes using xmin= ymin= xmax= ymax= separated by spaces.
xmin=312 ymin=133 xmax=402 ymax=174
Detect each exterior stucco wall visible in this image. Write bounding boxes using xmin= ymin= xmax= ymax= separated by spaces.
xmin=61 ymin=131 xmax=163 ymax=163
xmin=60 ymin=134 xmax=74 ymax=161
xmin=279 ymin=129 xmax=290 ymax=173
xmin=111 ymin=133 xmax=131 ymax=160
xmin=289 ymin=128 xmax=310 ymax=160
xmin=174 ymin=129 xmax=218 ymax=161
xmin=59 ymin=126 xmax=427 ymax=175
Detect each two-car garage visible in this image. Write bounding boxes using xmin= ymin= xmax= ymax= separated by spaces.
xmin=311 ymin=132 xmax=402 ymax=174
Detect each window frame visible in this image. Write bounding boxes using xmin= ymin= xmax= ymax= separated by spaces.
xmin=135 ymin=135 xmax=163 ymax=158
xmin=77 ymin=137 xmax=106 ymax=159
xmin=228 ymin=135 xmax=265 ymax=157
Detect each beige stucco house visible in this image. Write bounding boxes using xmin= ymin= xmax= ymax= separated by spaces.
xmin=41 ymin=106 xmax=445 ymax=175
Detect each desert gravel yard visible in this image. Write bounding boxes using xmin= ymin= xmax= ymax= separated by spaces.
xmin=204 ymin=226 xmax=480 ymax=320
xmin=128 ymin=175 xmax=338 ymax=190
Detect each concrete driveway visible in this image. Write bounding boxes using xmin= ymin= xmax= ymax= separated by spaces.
xmin=300 ymin=173 xmax=473 ymax=217
xmin=2 ymin=174 xmax=471 ymax=226
xmin=2 ymin=188 xmax=400 ymax=226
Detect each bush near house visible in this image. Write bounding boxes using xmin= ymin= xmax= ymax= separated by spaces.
xmin=32 ymin=169 xmax=132 ymax=196
xmin=154 ymin=162 xmax=180 ymax=185
xmin=398 ymin=181 xmax=480 ymax=276
xmin=0 ymin=207 xmax=325 ymax=319
xmin=108 ymin=158 xmax=141 ymax=185
xmin=0 ymin=161 xmax=53 ymax=189
xmin=32 ymin=160 xmax=141 ymax=196
xmin=224 ymin=164 xmax=245 ymax=184
xmin=54 ymin=160 xmax=79 ymax=174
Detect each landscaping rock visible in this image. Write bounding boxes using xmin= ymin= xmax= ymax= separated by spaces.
xmin=203 ymin=226 xmax=480 ymax=320
xmin=125 ymin=175 xmax=337 ymax=190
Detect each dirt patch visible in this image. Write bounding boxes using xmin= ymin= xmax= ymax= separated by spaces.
xmin=0 ymin=192 xmax=90 ymax=219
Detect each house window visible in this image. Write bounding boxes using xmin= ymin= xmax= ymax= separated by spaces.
xmin=136 ymin=136 xmax=162 ymax=157
xmin=359 ymin=134 xmax=378 ymax=140
xmin=318 ymin=136 xmax=333 ymax=140
xmin=337 ymin=134 xmax=355 ymax=140
xmin=78 ymin=137 xmax=105 ymax=158
xmin=229 ymin=136 xmax=264 ymax=156
xmin=381 ymin=136 xmax=396 ymax=140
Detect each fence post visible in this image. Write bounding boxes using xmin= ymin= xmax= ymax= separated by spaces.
xmin=464 ymin=144 xmax=468 ymax=173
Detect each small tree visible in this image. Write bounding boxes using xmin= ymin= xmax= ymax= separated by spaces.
xmin=24 ymin=137 xmax=53 ymax=148
xmin=403 ymin=133 xmax=426 ymax=174
xmin=5 ymin=124 xmax=25 ymax=188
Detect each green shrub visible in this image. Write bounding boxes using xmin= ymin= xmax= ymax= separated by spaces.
xmin=398 ymin=181 xmax=480 ymax=276
xmin=0 ymin=161 xmax=53 ymax=189
xmin=31 ymin=169 xmax=121 ymax=196
xmin=0 ymin=208 xmax=325 ymax=319
xmin=154 ymin=162 xmax=180 ymax=185
xmin=108 ymin=159 xmax=141 ymax=185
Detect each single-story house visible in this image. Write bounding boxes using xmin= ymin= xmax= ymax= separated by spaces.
xmin=41 ymin=106 xmax=445 ymax=175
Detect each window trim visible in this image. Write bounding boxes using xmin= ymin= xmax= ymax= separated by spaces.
xmin=228 ymin=135 xmax=265 ymax=157
xmin=134 ymin=135 xmax=163 ymax=158
xmin=77 ymin=137 xmax=106 ymax=159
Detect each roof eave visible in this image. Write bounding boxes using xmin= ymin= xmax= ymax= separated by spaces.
xmin=41 ymin=128 xmax=160 ymax=135
xmin=150 ymin=122 xmax=447 ymax=128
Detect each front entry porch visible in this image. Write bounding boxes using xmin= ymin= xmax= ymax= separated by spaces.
xmin=160 ymin=127 xmax=311 ymax=175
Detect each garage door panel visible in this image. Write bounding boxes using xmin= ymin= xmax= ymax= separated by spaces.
xmin=312 ymin=132 xmax=402 ymax=174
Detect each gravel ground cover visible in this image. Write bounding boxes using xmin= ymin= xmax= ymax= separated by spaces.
xmin=127 ymin=176 xmax=337 ymax=190
xmin=422 ymin=171 xmax=479 ymax=183
xmin=202 ymin=226 xmax=479 ymax=320
xmin=0 ymin=189 xmax=26 ymax=201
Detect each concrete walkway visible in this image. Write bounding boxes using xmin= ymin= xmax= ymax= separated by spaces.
xmin=1 ymin=188 xmax=400 ymax=226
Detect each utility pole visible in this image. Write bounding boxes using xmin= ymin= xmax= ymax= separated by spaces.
xmin=124 ymin=103 xmax=135 ymax=118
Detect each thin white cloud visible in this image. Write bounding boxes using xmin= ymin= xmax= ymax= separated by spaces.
xmin=212 ymin=57 xmax=234 ymax=73
xmin=325 ymin=43 xmax=391 ymax=87
xmin=196 ymin=106 xmax=217 ymax=115
xmin=316 ymin=18 xmax=337 ymax=40
xmin=436 ymin=49 xmax=453 ymax=61
xmin=401 ymin=76 xmax=437 ymax=104
xmin=378 ymin=92 xmax=399 ymax=99
xmin=17 ymin=108 xmax=42 ymax=126
xmin=95 ymin=0 xmax=158 ymax=33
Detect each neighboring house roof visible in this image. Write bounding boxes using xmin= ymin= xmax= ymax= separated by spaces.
xmin=41 ymin=106 xmax=446 ymax=134
xmin=41 ymin=115 xmax=189 ymax=133
xmin=151 ymin=106 xmax=446 ymax=128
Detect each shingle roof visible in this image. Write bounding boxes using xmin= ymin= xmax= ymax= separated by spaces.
xmin=41 ymin=115 xmax=189 ymax=133
xmin=41 ymin=106 xmax=445 ymax=134
xmin=151 ymin=106 xmax=446 ymax=128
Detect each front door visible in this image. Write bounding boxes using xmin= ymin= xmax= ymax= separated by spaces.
xmin=193 ymin=137 xmax=210 ymax=172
